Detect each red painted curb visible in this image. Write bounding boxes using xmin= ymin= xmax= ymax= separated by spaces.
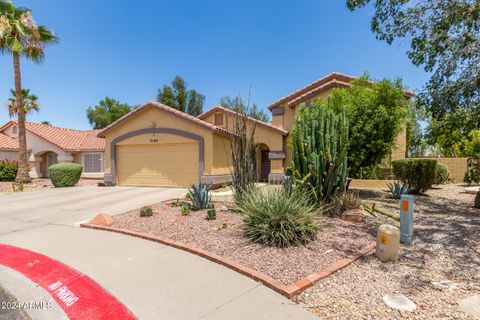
xmin=81 ymin=223 xmax=375 ymax=298
xmin=0 ymin=244 xmax=136 ymax=320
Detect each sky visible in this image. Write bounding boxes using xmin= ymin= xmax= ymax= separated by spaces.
xmin=0 ymin=0 xmax=430 ymax=130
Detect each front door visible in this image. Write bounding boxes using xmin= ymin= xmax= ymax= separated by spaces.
xmin=260 ymin=150 xmax=270 ymax=182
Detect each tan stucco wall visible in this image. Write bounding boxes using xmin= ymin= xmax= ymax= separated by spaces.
xmin=0 ymin=150 xmax=17 ymax=161
xmin=211 ymin=134 xmax=232 ymax=175
xmin=102 ymin=106 xmax=217 ymax=182
xmin=391 ymin=125 xmax=407 ymax=161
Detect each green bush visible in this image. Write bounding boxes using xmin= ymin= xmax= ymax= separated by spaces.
xmin=373 ymin=166 xmax=393 ymax=180
xmin=140 ymin=206 xmax=153 ymax=217
xmin=392 ymin=159 xmax=437 ymax=194
xmin=206 ymin=204 xmax=216 ymax=220
xmin=0 ymin=160 xmax=18 ymax=181
xmin=434 ymin=163 xmax=450 ymax=184
xmin=235 ymin=187 xmax=321 ymax=247
xmin=464 ymin=158 xmax=480 ymax=185
xmin=49 ymin=163 xmax=83 ymax=187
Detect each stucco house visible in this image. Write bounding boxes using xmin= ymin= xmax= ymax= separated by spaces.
xmin=98 ymin=72 xmax=411 ymax=188
xmin=0 ymin=121 xmax=105 ymax=179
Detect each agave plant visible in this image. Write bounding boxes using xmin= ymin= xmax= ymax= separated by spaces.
xmin=387 ymin=181 xmax=410 ymax=199
xmin=189 ymin=183 xmax=211 ymax=210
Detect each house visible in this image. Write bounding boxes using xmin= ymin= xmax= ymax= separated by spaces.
xmin=98 ymin=72 xmax=411 ymax=188
xmin=0 ymin=121 xmax=105 ymax=179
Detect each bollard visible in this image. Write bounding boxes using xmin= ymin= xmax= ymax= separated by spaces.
xmin=400 ymin=195 xmax=414 ymax=244
xmin=376 ymin=224 xmax=400 ymax=262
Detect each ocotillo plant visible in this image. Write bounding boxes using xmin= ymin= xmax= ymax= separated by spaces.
xmin=288 ymin=99 xmax=348 ymax=203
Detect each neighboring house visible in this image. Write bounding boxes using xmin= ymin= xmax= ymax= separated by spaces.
xmin=0 ymin=121 xmax=105 ymax=179
xmin=96 ymin=72 xmax=412 ymax=188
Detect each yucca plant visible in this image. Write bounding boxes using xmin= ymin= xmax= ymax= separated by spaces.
xmin=387 ymin=181 xmax=410 ymax=199
xmin=235 ymin=186 xmax=321 ymax=247
xmin=189 ymin=183 xmax=211 ymax=210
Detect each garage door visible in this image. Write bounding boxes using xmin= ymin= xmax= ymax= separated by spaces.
xmin=117 ymin=143 xmax=199 ymax=187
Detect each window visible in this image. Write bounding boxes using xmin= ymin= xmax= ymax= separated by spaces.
xmin=84 ymin=154 xmax=103 ymax=173
xmin=12 ymin=126 xmax=17 ymax=134
xmin=214 ymin=113 xmax=224 ymax=125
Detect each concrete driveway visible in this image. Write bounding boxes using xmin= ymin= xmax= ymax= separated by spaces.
xmin=0 ymin=186 xmax=317 ymax=320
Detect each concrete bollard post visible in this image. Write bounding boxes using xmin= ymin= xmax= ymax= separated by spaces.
xmin=376 ymin=224 xmax=400 ymax=262
xmin=400 ymin=195 xmax=414 ymax=244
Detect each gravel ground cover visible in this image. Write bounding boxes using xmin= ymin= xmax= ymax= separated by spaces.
xmin=0 ymin=178 xmax=101 ymax=196
xmin=295 ymin=184 xmax=480 ymax=319
xmin=112 ymin=201 xmax=375 ymax=285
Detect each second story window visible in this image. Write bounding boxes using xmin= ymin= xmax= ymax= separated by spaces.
xmin=214 ymin=113 xmax=224 ymax=126
xmin=12 ymin=126 xmax=18 ymax=134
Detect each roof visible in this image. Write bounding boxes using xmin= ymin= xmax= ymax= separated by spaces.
xmin=97 ymin=101 xmax=234 ymax=138
xmin=0 ymin=121 xmax=105 ymax=152
xmin=198 ymin=105 xmax=289 ymax=136
xmin=0 ymin=133 xmax=19 ymax=150
xmin=268 ymin=72 xmax=415 ymax=110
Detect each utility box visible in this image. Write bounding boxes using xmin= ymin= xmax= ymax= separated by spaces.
xmin=400 ymin=195 xmax=414 ymax=244
xmin=376 ymin=224 xmax=400 ymax=262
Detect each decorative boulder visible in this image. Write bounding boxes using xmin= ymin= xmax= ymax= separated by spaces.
xmin=341 ymin=208 xmax=364 ymax=222
xmin=89 ymin=213 xmax=113 ymax=226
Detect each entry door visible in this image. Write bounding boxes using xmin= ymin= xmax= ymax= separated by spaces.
xmin=46 ymin=153 xmax=58 ymax=177
xmin=260 ymin=150 xmax=271 ymax=182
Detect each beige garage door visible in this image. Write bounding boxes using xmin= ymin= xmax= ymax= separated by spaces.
xmin=117 ymin=143 xmax=199 ymax=187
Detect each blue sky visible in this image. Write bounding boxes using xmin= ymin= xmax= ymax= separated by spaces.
xmin=0 ymin=0 xmax=429 ymax=130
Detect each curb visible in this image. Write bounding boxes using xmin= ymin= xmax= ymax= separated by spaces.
xmin=81 ymin=223 xmax=375 ymax=298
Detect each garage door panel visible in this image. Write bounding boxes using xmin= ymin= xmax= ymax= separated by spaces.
xmin=117 ymin=143 xmax=199 ymax=187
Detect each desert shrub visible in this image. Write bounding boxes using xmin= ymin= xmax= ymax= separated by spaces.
xmin=464 ymin=158 xmax=480 ymax=185
xmin=434 ymin=163 xmax=450 ymax=184
xmin=0 ymin=160 xmax=18 ymax=181
xmin=189 ymin=183 xmax=211 ymax=210
xmin=387 ymin=181 xmax=410 ymax=199
xmin=373 ymin=166 xmax=393 ymax=180
xmin=180 ymin=202 xmax=191 ymax=216
xmin=49 ymin=163 xmax=83 ymax=187
xmin=206 ymin=204 xmax=216 ymax=220
xmin=325 ymin=191 xmax=362 ymax=216
xmin=140 ymin=206 xmax=153 ymax=217
xmin=392 ymin=159 xmax=437 ymax=194
xmin=236 ymin=187 xmax=321 ymax=247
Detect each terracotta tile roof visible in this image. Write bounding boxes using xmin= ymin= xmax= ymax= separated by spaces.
xmin=97 ymin=101 xmax=234 ymax=138
xmin=198 ymin=105 xmax=289 ymax=136
xmin=0 ymin=121 xmax=105 ymax=151
xmin=0 ymin=133 xmax=18 ymax=150
xmin=268 ymin=72 xmax=415 ymax=110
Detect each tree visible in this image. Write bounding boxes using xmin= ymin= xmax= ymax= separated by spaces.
xmin=0 ymin=0 xmax=58 ymax=182
xmin=347 ymin=0 xmax=480 ymax=154
xmin=406 ymin=102 xmax=428 ymax=157
xmin=330 ymin=75 xmax=407 ymax=178
xmin=157 ymin=76 xmax=205 ymax=116
xmin=41 ymin=120 xmax=51 ymax=125
xmin=219 ymin=96 xmax=270 ymax=122
xmin=7 ymin=88 xmax=39 ymax=118
xmin=86 ymin=97 xmax=132 ymax=129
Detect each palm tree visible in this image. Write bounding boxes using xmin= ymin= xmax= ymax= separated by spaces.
xmin=0 ymin=0 xmax=58 ymax=182
xmin=7 ymin=88 xmax=39 ymax=118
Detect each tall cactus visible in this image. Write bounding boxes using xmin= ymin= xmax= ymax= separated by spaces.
xmin=288 ymin=99 xmax=348 ymax=203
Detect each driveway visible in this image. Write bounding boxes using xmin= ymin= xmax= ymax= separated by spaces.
xmin=0 ymin=186 xmax=317 ymax=320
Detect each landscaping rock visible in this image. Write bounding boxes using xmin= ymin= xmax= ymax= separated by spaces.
xmin=220 ymin=205 xmax=228 ymax=213
xmin=341 ymin=208 xmax=363 ymax=222
xmin=382 ymin=294 xmax=416 ymax=312
xmin=432 ymin=280 xmax=458 ymax=290
xmin=89 ymin=213 xmax=113 ymax=226
xmin=459 ymin=294 xmax=480 ymax=319
xmin=465 ymin=186 xmax=480 ymax=194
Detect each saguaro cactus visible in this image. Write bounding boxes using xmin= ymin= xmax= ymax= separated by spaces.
xmin=288 ymin=99 xmax=348 ymax=203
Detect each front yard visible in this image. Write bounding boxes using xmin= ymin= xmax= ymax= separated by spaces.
xmin=296 ymin=184 xmax=480 ymax=319
xmin=0 ymin=178 xmax=101 ymax=196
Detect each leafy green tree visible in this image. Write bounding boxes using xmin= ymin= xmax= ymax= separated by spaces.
xmin=347 ymin=0 xmax=480 ymax=154
xmin=86 ymin=97 xmax=132 ymax=129
xmin=0 ymin=0 xmax=58 ymax=182
xmin=157 ymin=76 xmax=205 ymax=116
xmin=330 ymin=75 xmax=408 ymax=178
xmin=406 ymin=102 xmax=428 ymax=157
xmin=6 ymin=88 xmax=39 ymax=118
xmin=219 ymin=96 xmax=270 ymax=122
xmin=40 ymin=120 xmax=51 ymax=125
